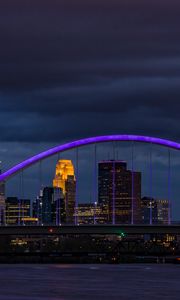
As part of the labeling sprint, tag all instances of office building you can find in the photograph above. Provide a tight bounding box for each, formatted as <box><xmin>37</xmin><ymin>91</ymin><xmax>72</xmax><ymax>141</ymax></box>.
<box><xmin>98</xmin><ymin>160</ymin><xmax>141</xmax><ymax>224</ymax></box>
<box><xmin>141</xmin><ymin>197</ymin><xmax>169</xmax><ymax>224</ymax></box>
<box><xmin>141</xmin><ymin>197</ymin><xmax>157</xmax><ymax>224</ymax></box>
<box><xmin>53</xmin><ymin>160</ymin><xmax>76</xmax><ymax>223</ymax></box>
<box><xmin>39</xmin><ymin>186</ymin><xmax>65</xmax><ymax>225</ymax></box>
<box><xmin>34</xmin><ymin>186</ymin><xmax>65</xmax><ymax>225</ymax></box>
<box><xmin>75</xmin><ymin>203</ymin><xmax>105</xmax><ymax>225</ymax></box>
<box><xmin>6</xmin><ymin>197</ymin><xmax>31</xmax><ymax>225</ymax></box>
<box><xmin>157</xmin><ymin>199</ymin><xmax>169</xmax><ymax>224</ymax></box>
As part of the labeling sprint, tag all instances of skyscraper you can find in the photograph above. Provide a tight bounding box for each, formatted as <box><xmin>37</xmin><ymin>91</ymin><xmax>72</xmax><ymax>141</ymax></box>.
<box><xmin>53</xmin><ymin>160</ymin><xmax>76</xmax><ymax>224</ymax></box>
<box><xmin>141</xmin><ymin>197</ymin><xmax>157</xmax><ymax>224</ymax></box>
<box><xmin>54</xmin><ymin>187</ymin><xmax>66</xmax><ymax>225</ymax></box>
<box><xmin>33</xmin><ymin>187</ymin><xmax>65</xmax><ymax>225</ymax></box>
<box><xmin>98</xmin><ymin>160</ymin><xmax>141</xmax><ymax>224</ymax></box>
<box><xmin>39</xmin><ymin>186</ymin><xmax>65</xmax><ymax>225</ymax></box>
<box><xmin>5</xmin><ymin>197</ymin><xmax>31</xmax><ymax>225</ymax></box>
<box><xmin>141</xmin><ymin>197</ymin><xmax>169</xmax><ymax>224</ymax></box>
<box><xmin>76</xmin><ymin>203</ymin><xmax>105</xmax><ymax>225</ymax></box>
<box><xmin>41</xmin><ymin>187</ymin><xmax>54</xmax><ymax>225</ymax></box>
<box><xmin>156</xmin><ymin>199</ymin><xmax>169</xmax><ymax>224</ymax></box>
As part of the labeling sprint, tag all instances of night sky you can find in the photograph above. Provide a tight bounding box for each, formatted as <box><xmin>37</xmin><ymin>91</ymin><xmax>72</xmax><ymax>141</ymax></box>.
<box><xmin>1</xmin><ymin>0</ymin><xmax>180</xmax><ymax>218</ymax></box>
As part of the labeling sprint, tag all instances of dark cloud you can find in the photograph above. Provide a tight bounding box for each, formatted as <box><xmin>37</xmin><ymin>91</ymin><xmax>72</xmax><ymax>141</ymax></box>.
<box><xmin>0</xmin><ymin>0</ymin><xmax>180</xmax><ymax>143</ymax></box>
<box><xmin>1</xmin><ymin>0</ymin><xmax>180</xmax><ymax>218</ymax></box>
<box><xmin>0</xmin><ymin>72</ymin><xmax>180</xmax><ymax>143</ymax></box>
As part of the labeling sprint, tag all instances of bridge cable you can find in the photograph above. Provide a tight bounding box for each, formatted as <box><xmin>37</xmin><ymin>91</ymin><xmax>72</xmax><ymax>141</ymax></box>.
<box><xmin>75</xmin><ymin>147</ymin><xmax>79</xmax><ymax>225</ymax></box>
<box><xmin>112</xmin><ymin>142</ymin><xmax>116</xmax><ymax>225</ymax></box>
<box><xmin>18</xmin><ymin>173</ymin><xmax>20</xmax><ymax>225</ymax></box>
<box><xmin>21</xmin><ymin>170</ymin><xmax>25</xmax><ymax>226</ymax></box>
<box><xmin>168</xmin><ymin>149</ymin><xmax>171</xmax><ymax>225</ymax></box>
<box><xmin>18</xmin><ymin>171</ymin><xmax>23</xmax><ymax>226</ymax></box>
<box><xmin>149</xmin><ymin>143</ymin><xmax>153</xmax><ymax>225</ymax></box>
<box><xmin>131</xmin><ymin>141</ymin><xmax>134</xmax><ymax>225</ymax></box>
<box><xmin>93</xmin><ymin>143</ymin><xmax>97</xmax><ymax>225</ymax></box>
<box><xmin>38</xmin><ymin>160</ymin><xmax>43</xmax><ymax>226</ymax></box>
<box><xmin>56</xmin><ymin>152</ymin><xmax>61</xmax><ymax>226</ymax></box>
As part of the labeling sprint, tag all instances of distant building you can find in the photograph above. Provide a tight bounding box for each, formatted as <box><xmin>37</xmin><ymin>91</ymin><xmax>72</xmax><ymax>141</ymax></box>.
<box><xmin>76</xmin><ymin>203</ymin><xmax>94</xmax><ymax>224</ymax></box>
<box><xmin>33</xmin><ymin>190</ymin><xmax>43</xmax><ymax>225</ymax></box>
<box><xmin>141</xmin><ymin>197</ymin><xmax>168</xmax><ymax>224</ymax></box>
<box><xmin>54</xmin><ymin>187</ymin><xmax>66</xmax><ymax>225</ymax></box>
<box><xmin>41</xmin><ymin>187</ymin><xmax>54</xmax><ymax>225</ymax></box>
<box><xmin>39</xmin><ymin>187</ymin><xmax>65</xmax><ymax>225</ymax></box>
<box><xmin>98</xmin><ymin>160</ymin><xmax>141</xmax><ymax>224</ymax></box>
<box><xmin>53</xmin><ymin>160</ymin><xmax>76</xmax><ymax>223</ymax></box>
<box><xmin>20</xmin><ymin>217</ymin><xmax>38</xmax><ymax>225</ymax></box>
<box><xmin>75</xmin><ymin>203</ymin><xmax>106</xmax><ymax>225</ymax></box>
<box><xmin>5</xmin><ymin>197</ymin><xmax>31</xmax><ymax>225</ymax></box>
<box><xmin>157</xmin><ymin>200</ymin><xmax>169</xmax><ymax>224</ymax></box>
<box><xmin>141</xmin><ymin>197</ymin><xmax>157</xmax><ymax>224</ymax></box>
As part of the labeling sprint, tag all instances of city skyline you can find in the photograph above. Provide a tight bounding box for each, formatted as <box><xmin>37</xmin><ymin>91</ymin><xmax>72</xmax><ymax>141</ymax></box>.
<box><xmin>3</xmin><ymin>135</ymin><xmax>179</xmax><ymax>220</ymax></box>
<box><xmin>1</xmin><ymin>0</ymin><xmax>180</xmax><ymax>223</ymax></box>
<box><xmin>0</xmin><ymin>0</ymin><xmax>180</xmax><ymax>298</ymax></box>
<box><xmin>2</xmin><ymin>156</ymin><xmax>170</xmax><ymax>225</ymax></box>
<box><xmin>1</xmin><ymin>0</ymin><xmax>180</xmax><ymax>174</ymax></box>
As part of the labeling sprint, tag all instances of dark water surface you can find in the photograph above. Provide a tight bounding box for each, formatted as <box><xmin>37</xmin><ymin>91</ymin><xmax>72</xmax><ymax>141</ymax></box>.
<box><xmin>0</xmin><ymin>264</ymin><xmax>180</xmax><ymax>299</ymax></box>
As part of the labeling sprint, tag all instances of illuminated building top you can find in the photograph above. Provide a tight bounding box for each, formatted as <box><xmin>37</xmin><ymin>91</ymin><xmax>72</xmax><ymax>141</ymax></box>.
<box><xmin>53</xmin><ymin>160</ymin><xmax>75</xmax><ymax>193</ymax></box>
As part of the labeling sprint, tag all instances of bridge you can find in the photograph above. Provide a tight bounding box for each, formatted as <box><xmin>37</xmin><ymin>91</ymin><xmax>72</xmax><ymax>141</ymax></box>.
<box><xmin>0</xmin><ymin>134</ymin><xmax>180</xmax><ymax>229</ymax></box>
<box><xmin>0</xmin><ymin>225</ymin><xmax>180</xmax><ymax>235</ymax></box>
<box><xmin>0</xmin><ymin>134</ymin><xmax>180</xmax><ymax>182</ymax></box>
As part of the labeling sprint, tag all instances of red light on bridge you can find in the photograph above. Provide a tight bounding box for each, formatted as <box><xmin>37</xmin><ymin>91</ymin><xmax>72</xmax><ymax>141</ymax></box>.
<box><xmin>48</xmin><ymin>228</ymin><xmax>54</xmax><ymax>233</ymax></box>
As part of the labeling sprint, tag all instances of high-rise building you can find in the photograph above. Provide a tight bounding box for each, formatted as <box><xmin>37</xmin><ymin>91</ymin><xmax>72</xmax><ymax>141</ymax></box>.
<box><xmin>141</xmin><ymin>197</ymin><xmax>157</xmax><ymax>224</ymax></box>
<box><xmin>141</xmin><ymin>197</ymin><xmax>168</xmax><ymax>224</ymax></box>
<box><xmin>54</xmin><ymin>187</ymin><xmax>66</xmax><ymax>225</ymax></box>
<box><xmin>41</xmin><ymin>187</ymin><xmax>54</xmax><ymax>225</ymax></box>
<box><xmin>33</xmin><ymin>189</ymin><xmax>43</xmax><ymax>224</ymax></box>
<box><xmin>53</xmin><ymin>160</ymin><xmax>76</xmax><ymax>224</ymax></box>
<box><xmin>5</xmin><ymin>197</ymin><xmax>31</xmax><ymax>225</ymax></box>
<box><xmin>36</xmin><ymin>186</ymin><xmax>65</xmax><ymax>225</ymax></box>
<box><xmin>0</xmin><ymin>168</ymin><xmax>5</xmax><ymax>225</ymax></box>
<box><xmin>156</xmin><ymin>199</ymin><xmax>169</xmax><ymax>224</ymax></box>
<box><xmin>98</xmin><ymin>160</ymin><xmax>141</xmax><ymax>224</ymax></box>
<box><xmin>75</xmin><ymin>203</ymin><xmax>105</xmax><ymax>225</ymax></box>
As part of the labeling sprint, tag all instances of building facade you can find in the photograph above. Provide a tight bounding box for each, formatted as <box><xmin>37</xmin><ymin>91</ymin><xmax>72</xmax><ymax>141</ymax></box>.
<box><xmin>53</xmin><ymin>160</ymin><xmax>76</xmax><ymax>224</ymax></box>
<box><xmin>98</xmin><ymin>160</ymin><xmax>141</xmax><ymax>224</ymax></box>
<box><xmin>75</xmin><ymin>203</ymin><xmax>106</xmax><ymax>225</ymax></box>
<box><xmin>5</xmin><ymin>197</ymin><xmax>31</xmax><ymax>225</ymax></box>
<box><xmin>156</xmin><ymin>200</ymin><xmax>169</xmax><ymax>224</ymax></box>
<box><xmin>141</xmin><ymin>197</ymin><xmax>169</xmax><ymax>224</ymax></box>
<box><xmin>41</xmin><ymin>187</ymin><xmax>54</xmax><ymax>225</ymax></box>
<box><xmin>34</xmin><ymin>186</ymin><xmax>65</xmax><ymax>225</ymax></box>
<box><xmin>141</xmin><ymin>197</ymin><xmax>157</xmax><ymax>224</ymax></box>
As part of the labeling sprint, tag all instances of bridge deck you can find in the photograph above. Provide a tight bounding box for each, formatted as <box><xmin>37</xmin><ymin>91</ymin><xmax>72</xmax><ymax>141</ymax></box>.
<box><xmin>0</xmin><ymin>225</ymin><xmax>180</xmax><ymax>235</ymax></box>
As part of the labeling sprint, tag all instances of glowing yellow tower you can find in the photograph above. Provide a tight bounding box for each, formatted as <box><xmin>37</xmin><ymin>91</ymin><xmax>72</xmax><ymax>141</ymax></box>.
<box><xmin>53</xmin><ymin>160</ymin><xmax>75</xmax><ymax>192</ymax></box>
<box><xmin>53</xmin><ymin>160</ymin><xmax>76</xmax><ymax>223</ymax></box>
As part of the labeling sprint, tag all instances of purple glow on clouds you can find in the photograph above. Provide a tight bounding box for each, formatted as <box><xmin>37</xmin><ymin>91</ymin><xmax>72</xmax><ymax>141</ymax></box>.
<box><xmin>0</xmin><ymin>135</ymin><xmax>180</xmax><ymax>182</ymax></box>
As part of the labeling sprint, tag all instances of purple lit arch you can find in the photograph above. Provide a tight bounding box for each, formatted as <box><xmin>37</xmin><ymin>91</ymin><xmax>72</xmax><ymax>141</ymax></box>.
<box><xmin>0</xmin><ymin>135</ymin><xmax>180</xmax><ymax>182</ymax></box>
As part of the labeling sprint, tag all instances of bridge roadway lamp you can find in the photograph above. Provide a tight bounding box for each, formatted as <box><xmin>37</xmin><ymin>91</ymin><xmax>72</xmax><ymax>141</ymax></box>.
<box><xmin>119</xmin><ymin>231</ymin><xmax>126</xmax><ymax>238</ymax></box>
